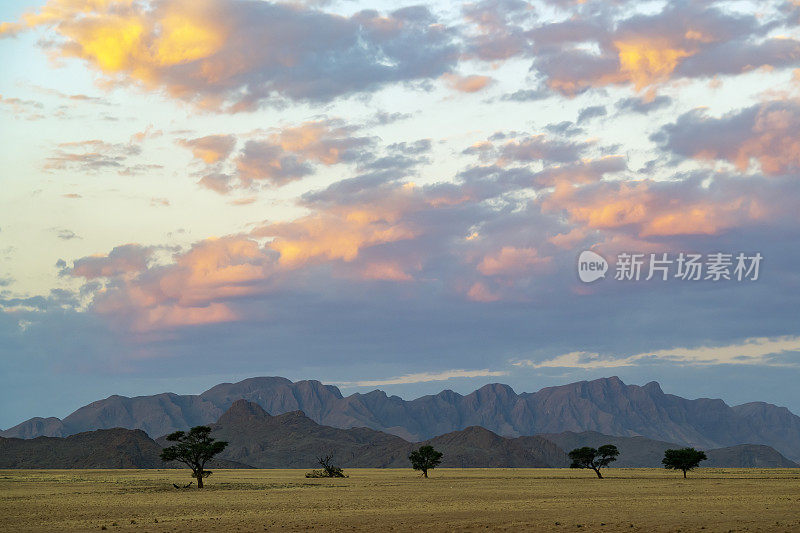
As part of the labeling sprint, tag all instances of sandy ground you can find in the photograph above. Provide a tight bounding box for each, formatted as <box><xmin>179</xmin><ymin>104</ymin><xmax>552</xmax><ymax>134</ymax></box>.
<box><xmin>1</xmin><ymin>468</ymin><xmax>799</xmax><ymax>532</ymax></box>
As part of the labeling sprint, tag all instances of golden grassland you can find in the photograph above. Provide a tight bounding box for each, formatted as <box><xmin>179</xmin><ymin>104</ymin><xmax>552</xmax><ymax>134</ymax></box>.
<box><xmin>1</xmin><ymin>468</ymin><xmax>799</xmax><ymax>532</ymax></box>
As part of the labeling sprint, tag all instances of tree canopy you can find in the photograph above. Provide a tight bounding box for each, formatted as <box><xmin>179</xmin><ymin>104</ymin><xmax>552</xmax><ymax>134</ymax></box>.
<box><xmin>568</xmin><ymin>445</ymin><xmax>619</xmax><ymax>479</ymax></box>
<box><xmin>662</xmin><ymin>448</ymin><xmax>707</xmax><ymax>478</ymax></box>
<box><xmin>409</xmin><ymin>445</ymin><xmax>443</xmax><ymax>478</ymax></box>
<box><xmin>306</xmin><ymin>454</ymin><xmax>347</xmax><ymax>478</ymax></box>
<box><xmin>159</xmin><ymin>426</ymin><xmax>228</xmax><ymax>488</ymax></box>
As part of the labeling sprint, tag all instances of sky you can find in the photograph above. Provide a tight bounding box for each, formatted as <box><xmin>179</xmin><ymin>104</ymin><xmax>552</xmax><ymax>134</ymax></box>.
<box><xmin>1</xmin><ymin>0</ymin><xmax>800</xmax><ymax>429</ymax></box>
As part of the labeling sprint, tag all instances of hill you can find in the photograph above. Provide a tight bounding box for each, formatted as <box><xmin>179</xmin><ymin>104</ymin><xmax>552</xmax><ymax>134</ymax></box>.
<box><xmin>0</xmin><ymin>428</ymin><xmax>251</xmax><ymax>469</ymax></box>
<box><xmin>541</xmin><ymin>431</ymin><xmax>799</xmax><ymax>468</ymax></box>
<box><xmin>0</xmin><ymin>428</ymin><xmax>167</xmax><ymax>468</ymax></box>
<box><xmin>182</xmin><ymin>400</ymin><xmax>568</xmax><ymax>468</ymax></box>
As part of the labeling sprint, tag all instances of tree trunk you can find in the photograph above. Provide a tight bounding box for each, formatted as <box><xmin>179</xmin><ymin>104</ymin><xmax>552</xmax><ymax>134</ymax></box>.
<box><xmin>593</xmin><ymin>468</ymin><xmax>603</xmax><ymax>479</ymax></box>
<box><xmin>196</xmin><ymin>471</ymin><xmax>204</xmax><ymax>488</ymax></box>
<box><xmin>682</xmin><ymin>470</ymin><xmax>687</xmax><ymax>479</ymax></box>
<box><xmin>423</xmin><ymin>470</ymin><xmax>428</xmax><ymax>478</ymax></box>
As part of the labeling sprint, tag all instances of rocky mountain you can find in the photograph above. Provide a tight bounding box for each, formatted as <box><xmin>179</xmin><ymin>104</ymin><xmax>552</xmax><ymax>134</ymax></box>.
<box><xmin>427</xmin><ymin>427</ymin><xmax>568</xmax><ymax>468</ymax></box>
<box><xmin>703</xmin><ymin>444</ymin><xmax>798</xmax><ymax>468</ymax></box>
<box><xmin>0</xmin><ymin>428</ymin><xmax>168</xmax><ymax>468</ymax></box>
<box><xmin>4</xmin><ymin>376</ymin><xmax>800</xmax><ymax>462</ymax></box>
<box><xmin>196</xmin><ymin>400</ymin><xmax>412</xmax><ymax>468</ymax></box>
<box><xmin>185</xmin><ymin>400</ymin><xmax>567</xmax><ymax>469</ymax></box>
<box><xmin>0</xmin><ymin>427</ymin><xmax>253</xmax><ymax>469</ymax></box>
<box><xmin>541</xmin><ymin>431</ymin><xmax>799</xmax><ymax>468</ymax></box>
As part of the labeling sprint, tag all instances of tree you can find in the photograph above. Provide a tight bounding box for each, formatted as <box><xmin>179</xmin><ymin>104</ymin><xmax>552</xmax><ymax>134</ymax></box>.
<box><xmin>306</xmin><ymin>454</ymin><xmax>347</xmax><ymax>478</ymax></box>
<box><xmin>159</xmin><ymin>426</ymin><xmax>228</xmax><ymax>488</ymax></box>
<box><xmin>409</xmin><ymin>445</ymin><xmax>443</xmax><ymax>478</ymax></box>
<box><xmin>568</xmin><ymin>445</ymin><xmax>619</xmax><ymax>479</ymax></box>
<box><xmin>662</xmin><ymin>447</ymin><xmax>707</xmax><ymax>478</ymax></box>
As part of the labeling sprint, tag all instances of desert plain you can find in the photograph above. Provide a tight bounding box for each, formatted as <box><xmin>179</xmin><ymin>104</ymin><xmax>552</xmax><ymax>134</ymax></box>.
<box><xmin>1</xmin><ymin>468</ymin><xmax>799</xmax><ymax>532</ymax></box>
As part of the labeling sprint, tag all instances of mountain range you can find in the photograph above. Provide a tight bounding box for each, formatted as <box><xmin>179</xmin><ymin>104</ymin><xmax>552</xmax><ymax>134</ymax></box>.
<box><xmin>2</xmin><ymin>400</ymin><xmax>795</xmax><ymax>469</ymax></box>
<box><xmin>3</xmin><ymin>376</ymin><xmax>799</xmax><ymax>462</ymax></box>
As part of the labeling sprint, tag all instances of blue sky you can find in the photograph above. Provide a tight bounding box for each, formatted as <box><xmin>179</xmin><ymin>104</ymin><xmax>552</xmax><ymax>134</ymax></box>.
<box><xmin>1</xmin><ymin>0</ymin><xmax>799</xmax><ymax>428</ymax></box>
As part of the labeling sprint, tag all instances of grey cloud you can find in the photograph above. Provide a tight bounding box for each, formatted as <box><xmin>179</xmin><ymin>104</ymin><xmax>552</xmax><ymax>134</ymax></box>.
<box><xmin>545</xmin><ymin>121</ymin><xmax>584</xmax><ymax>137</ymax></box>
<box><xmin>66</xmin><ymin>244</ymin><xmax>155</xmax><ymax>279</ymax></box>
<box><xmin>653</xmin><ymin>100</ymin><xmax>800</xmax><ymax>175</ymax></box>
<box><xmin>577</xmin><ymin>105</ymin><xmax>607</xmax><ymax>124</ymax></box>
<box><xmin>236</xmin><ymin>142</ymin><xmax>315</xmax><ymax>187</ymax></box>
<box><xmin>616</xmin><ymin>95</ymin><xmax>672</xmax><ymax>114</ymax></box>
<box><xmin>44</xmin><ymin>140</ymin><xmax>144</xmax><ymax>175</ymax></box>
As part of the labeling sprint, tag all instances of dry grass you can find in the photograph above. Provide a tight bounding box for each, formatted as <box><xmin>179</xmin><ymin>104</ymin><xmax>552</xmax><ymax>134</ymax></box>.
<box><xmin>1</xmin><ymin>468</ymin><xmax>799</xmax><ymax>532</ymax></box>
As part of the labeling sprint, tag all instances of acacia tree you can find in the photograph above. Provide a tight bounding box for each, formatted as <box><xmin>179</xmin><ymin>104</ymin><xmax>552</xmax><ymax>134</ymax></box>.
<box><xmin>409</xmin><ymin>445</ymin><xmax>443</xmax><ymax>478</ymax></box>
<box><xmin>662</xmin><ymin>448</ymin><xmax>707</xmax><ymax>478</ymax></box>
<box><xmin>160</xmin><ymin>426</ymin><xmax>228</xmax><ymax>488</ymax></box>
<box><xmin>568</xmin><ymin>445</ymin><xmax>619</xmax><ymax>479</ymax></box>
<box><xmin>306</xmin><ymin>454</ymin><xmax>347</xmax><ymax>478</ymax></box>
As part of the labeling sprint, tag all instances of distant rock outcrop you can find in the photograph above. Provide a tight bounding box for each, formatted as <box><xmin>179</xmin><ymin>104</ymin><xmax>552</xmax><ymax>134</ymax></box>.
<box><xmin>0</xmin><ymin>427</ymin><xmax>251</xmax><ymax>469</ymax></box>
<box><xmin>4</xmin><ymin>376</ymin><xmax>800</xmax><ymax>462</ymax></box>
<box><xmin>0</xmin><ymin>428</ymin><xmax>167</xmax><ymax>468</ymax></box>
<box><xmin>540</xmin><ymin>430</ymin><xmax>799</xmax><ymax>468</ymax></box>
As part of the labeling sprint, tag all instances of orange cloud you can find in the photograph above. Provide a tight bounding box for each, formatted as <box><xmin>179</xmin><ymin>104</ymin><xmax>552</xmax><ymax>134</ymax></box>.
<box><xmin>477</xmin><ymin>246</ymin><xmax>548</xmax><ymax>276</ymax></box>
<box><xmin>613</xmin><ymin>39</ymin><xmax>693</xmax><ymax>91</ymax></box>
<box><xmin>259</xmin><ymin>209</ymin><xmax>417</xmax><ymax>268</ymax></box>
<box><xmin>361</xmin><ymin>261</ymin><xmax>414</xmax><ymax>281</ymax></box>
<box><xmin>3</xmin><ymin>0</ymin><xmax>457</xmax><ymax>109</ymax></box>
<box><xmin>253</xmin><ymin>182</ymin><xmax>423</xmax><ymax>267</ymax></box>
<box><xmin>88</xmin><ymin>236</ymin><xmax>272</xmax><ymax>331</ymax></box>
<box><xmin>178</xmin><ymin>134</ymin><xmax>236</xmax><ymax>164</ymax></box>
<box><xmin>467</xmin><ymin>281</ymin><xmax>500</xmax><ymax>302</ymax></box>
<box><xmin>44</xmin><ymin>0</ymin><xmax>228</xmax><ymax>95</ymax></box>
<box><xmin>543</xmin><ymin>180</ymin><xmax>767</xmax><ymax>238</ymax></box>
<box><xmin>442</xmin><ymin>73</ymin><xmax>494</xmax><ymax>93</ymax></box>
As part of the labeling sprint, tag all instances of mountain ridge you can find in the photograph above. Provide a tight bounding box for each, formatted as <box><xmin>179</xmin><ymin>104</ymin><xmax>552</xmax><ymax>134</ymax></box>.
<box><xmin>4</xmin><ymin>376</ymin><xmax>799</xmax><ymax>461</ymax></box>
<box><xmin>2</xmin><ymin>402</ymin><xmax>795</xmax><ymax>469</ymax></box>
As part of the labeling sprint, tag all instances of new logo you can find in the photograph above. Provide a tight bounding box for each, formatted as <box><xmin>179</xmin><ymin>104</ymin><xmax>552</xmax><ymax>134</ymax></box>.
<box><xmin>577</xmin><ymin>250</ymin><xmax>608</xmax><ymax>283</ymax></box>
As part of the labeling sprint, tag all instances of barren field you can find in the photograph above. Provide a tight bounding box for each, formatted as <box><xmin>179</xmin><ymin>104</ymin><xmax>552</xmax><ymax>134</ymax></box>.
<box><xmin>1</xmin><ymin>468</ymin><xmax>798</xmax><ymax>532</ymax></box>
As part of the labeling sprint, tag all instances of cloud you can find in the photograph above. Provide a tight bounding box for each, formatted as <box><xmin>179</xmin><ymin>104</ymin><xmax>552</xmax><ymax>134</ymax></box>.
<box><xmin>655</xmin><ymin>100</ymin><xmax>800</xmax><ymax>175</ymax></box>
<box><xmin>65</xmin><ymin>244</ymin><xmax>154</xmax><ymax>279</ymax></box>
<box><xmin>253</xmin><ymin>181</ymin><xmax>420</xmax><ymax>267</ymax></box>
<box><xmin>500</xmin><ymin>87</ymin><xmax>551</xmax><ymax>102</ymax></box>
<box><xmin>83</xmin><ymin>237</ymin><xmax>272</xmax><ymax>331</ymax></box>
<box><xmin>514</xmin><ymin>335</ymin><xmax>800</xmax><ymax>369</ymax></box>
<box><xmin>179</xmin><ymin>119</ymin><xmax>377</xmax><ymax>191</ymax></box>
<box><xmin>527</xmin><ymin>2</ymin><xmax>799</xmax><ymax>96</ymax></box>
<box><xmin>235</xmin><ymin>120</ymin><xmax>372</xmax><ymax>187</ymax></box>
<box><xmin>55</xmin><ymin>229</ymin><xmax>80</xmax><ymax>241</ymax></box>
<box><xmin>336</xmin><ymin>368</ymin><xmax>508</xmax><ymax>387</ymax></box>
<box><xmin>461</xmin><ymin>0</ymin><xmax>534</xmax><ymax>61</ymax></box>
<box><xmin>499</xmin><ymin>134</ymin><xmax>593</xmax><ymax>164</ymax></box>
<box><xmin>616</xmin><ymin>95</ymin><xmax>672</xmax><ymax>114</ymax></box>
<box><xmin>198</xmin><ymin>172</ymin><xmax>233</xmax><ymax>194</ymax></box>
<box><xmin>477</xmin><ymin>246</ymin><xmax>549</xmax><ymax>276</ymax></box>
<box><xmin>43</xmin><ymin>139</ymin><xmax>154</xmax><ymax>175</ymax></box>
<box><xmin>442</xmin><ymin>73</ymin><xmax>494</xmax><ymax>93</ymax></box>
<box><xmin>178</xmin><ymin>134</ymin><xmax>236</xmax><ymax>164</ymax></box>
<box><xmin>577</xmin><ymin>105</ymin><xmax>607</xmax><ymax>124</ymax></box>
<box><xmin>463</xmin><ymin>132</ymin><xmax>594</xmax><ymax>167</ymax></box>
<box><xmin>3</xmin><ymin>0</ymin><xmax>458</xmax><ymax>110</ymax></box>
<box><xmin>540</xmin><ymin>173</ymin><xmax>797</xmax><ymax>237</ymax></box>
<box><xmin>0</xmin><ymin>94</ymin><xmax>44</xmax><ymax>120</ymax></box>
